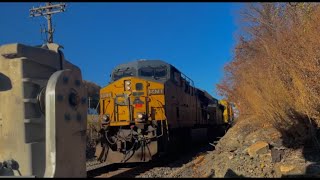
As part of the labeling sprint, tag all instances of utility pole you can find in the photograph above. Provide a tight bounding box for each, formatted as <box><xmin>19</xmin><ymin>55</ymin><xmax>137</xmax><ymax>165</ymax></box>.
<box><xmin>29</xmin><ymin>2</ymin><xmax>66</xmax><ymax>43</ymax></box>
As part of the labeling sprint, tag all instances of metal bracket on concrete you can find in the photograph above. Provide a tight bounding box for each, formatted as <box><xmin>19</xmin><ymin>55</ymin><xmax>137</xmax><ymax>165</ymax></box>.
<box><xmin>44</xmin><ymin>69</ymin><xmax>87</xmax><ymax>177</ymax></box>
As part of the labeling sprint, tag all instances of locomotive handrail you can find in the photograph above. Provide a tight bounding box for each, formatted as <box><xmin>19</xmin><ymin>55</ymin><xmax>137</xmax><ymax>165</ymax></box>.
<box><xmin>112</xmin><ymin>93</ymin><xmax>135</xmax><ymax>123</ymax></box>
<box><xmin>180</xmin><ymin>72</ymin><xmax>194</xmax><ymax>87</ymax></box>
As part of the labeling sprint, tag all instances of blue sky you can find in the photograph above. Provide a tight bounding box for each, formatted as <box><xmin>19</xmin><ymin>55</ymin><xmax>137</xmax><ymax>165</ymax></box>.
<box><xmin>0</xmin><ymin>2</ymin><xmax>243</xmax><ymax>99</ymax></box>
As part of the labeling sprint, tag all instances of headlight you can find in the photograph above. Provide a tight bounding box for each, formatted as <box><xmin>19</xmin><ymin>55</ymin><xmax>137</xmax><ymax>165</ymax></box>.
<box><xmin>125</xmin><ymin>81</ymin><xmax>131</xmax><ymax>85</ymax></box>
<box><xmin>124</xmin><ymin>80</ymin><xmax>131</xmax><ymax>91</ymax></box>
<box><xmin>102</xmin><ymin>114</ymin><xmax>109</xmax><ymax>121</ymax></box>
<box><xmin>137</xmin><ymin>113</ymin><xmax>143</xmax><ymax>119</ymax></box>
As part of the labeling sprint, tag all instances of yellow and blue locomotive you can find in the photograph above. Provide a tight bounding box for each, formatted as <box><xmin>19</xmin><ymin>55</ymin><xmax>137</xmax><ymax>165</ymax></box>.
<box><xmin>93</xmin><ymin>59</ymin><xmax>232</xmax><ymax>165</ymax></box>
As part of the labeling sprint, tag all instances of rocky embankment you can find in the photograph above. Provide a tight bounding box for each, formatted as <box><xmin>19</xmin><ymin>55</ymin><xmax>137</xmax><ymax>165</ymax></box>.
<box><xmin>170</xmin><ymin>119</ymin><xmax>320</xmax><ymax>178</ymax></box>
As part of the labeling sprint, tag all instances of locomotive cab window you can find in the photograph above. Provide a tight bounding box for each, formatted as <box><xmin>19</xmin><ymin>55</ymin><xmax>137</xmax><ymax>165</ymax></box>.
<box><xmin>112</xmin><ymin>67</ymin><xmax>136</xmax><ymax>81</ymax></box>
<box><xmin>139</xmin><ymin>67</ymin><xmax>153</xmax><ymax>77</ymax></box>
<box><xmin>171</xmin><ymin>67</ymin><xmax>181</xmax><ymax>86</ymax></box>
<box><xmin>174</xmin><ymin>72</ymin><xmax>181</xmax><ymax>86</ymax></box>
<box><xmin>154</xmin><ymin>67</ymin><xmax>167</xmax><ymax>79</ymax></box>
<box><xmin>139</xmin><ymin>66</ymin><xmax>168</xmax><ymax>80</ymax></box>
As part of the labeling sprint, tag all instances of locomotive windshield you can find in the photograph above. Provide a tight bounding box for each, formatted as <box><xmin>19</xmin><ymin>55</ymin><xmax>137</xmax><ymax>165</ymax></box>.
<box><xmin>112</xmin><ymin>68</ymin><xmax>136</xmax><ymax>81</ymax></box>
<box><xmin>139</xmin><ymin>67</ymin><xmax>153</xmax><ymax>77</ymax></box>
<box><xmin>139</xmin><ymin>66</ymin><xmax>167</xmax><ymax>80</ymax></box>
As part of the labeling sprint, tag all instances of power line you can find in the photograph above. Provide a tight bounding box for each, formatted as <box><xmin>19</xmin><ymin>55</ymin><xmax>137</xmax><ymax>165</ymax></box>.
<box><xmin>29</xmin><ymin>2</ymin><xmax>66</xmax><ymax>43</ymax></box>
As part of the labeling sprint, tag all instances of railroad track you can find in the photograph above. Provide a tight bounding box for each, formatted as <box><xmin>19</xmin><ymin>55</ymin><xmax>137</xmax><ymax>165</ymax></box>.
<box><xmin>86</xmin><ymin>153</ymin><xmax>172</xmax><ymax>178</ymax></box>
<box><xmin>87</xmin><ymin>162</ymin><xmax>141</xmax><ymax>178</ymax></box>
<box><xmin>86</xmin><ymin>159</ymin><xmax>109</xmax><ymax>172</ymax></box>
<box><xmin>87</xmin><ymin>143</ymin><xmax>214</xmax><ymax>178</ymax></box>
<box><xmin>86</xmin><ymin>126</ymin><xmax>228</xmax><ymax>178</ymax></box>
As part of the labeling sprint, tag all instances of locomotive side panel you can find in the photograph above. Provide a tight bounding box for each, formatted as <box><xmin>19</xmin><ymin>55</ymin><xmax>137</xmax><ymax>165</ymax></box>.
<box><xmin>164</xmin><ymin>66</ymin><xmax>198</xmax><ymax>129</ymax></box>
<box><xmin>164</xmin><ymin>81</ymin><xmax>197</xmax><ymax>129</ymax></box>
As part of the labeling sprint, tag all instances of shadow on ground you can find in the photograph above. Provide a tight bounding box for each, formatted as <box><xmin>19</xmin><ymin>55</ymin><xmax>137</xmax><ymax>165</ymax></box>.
<box><xmin>276</xmin><ymin>111</ymin><xmax>320</xmax><ymax>177</ymax></box>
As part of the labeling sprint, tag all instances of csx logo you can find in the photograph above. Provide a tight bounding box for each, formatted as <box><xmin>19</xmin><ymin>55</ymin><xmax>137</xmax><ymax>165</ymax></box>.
<box><xmin>148</xmin><ymin>89</ymin><xmax>164</xmax><ymax>95</ymax></box>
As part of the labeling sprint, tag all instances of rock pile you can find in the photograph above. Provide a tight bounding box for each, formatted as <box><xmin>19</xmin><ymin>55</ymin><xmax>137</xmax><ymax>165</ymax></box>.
<box><xmin>171</xmin><ymin>118</ymin><xmax>320</xmax><ymax>178</ymax></box>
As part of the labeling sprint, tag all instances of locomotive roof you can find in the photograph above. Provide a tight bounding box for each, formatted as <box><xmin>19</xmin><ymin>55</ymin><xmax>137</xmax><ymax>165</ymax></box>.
<box><xmin>112</xmin><ymin>59</ymin><xmax>172</xmax><ymax>71</ymax></box>
<box><xmin>111</xmin><ymin>60</ymin><xmax>220</xmax><ymax>102</ymax></box>
<box><xmin>196</xmin><ymin>88</ymin><xmax>218</xmax><ymax>104</ymax></box>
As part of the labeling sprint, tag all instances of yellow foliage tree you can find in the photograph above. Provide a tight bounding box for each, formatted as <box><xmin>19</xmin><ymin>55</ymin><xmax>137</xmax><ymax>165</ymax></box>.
<box><xmin>217</xmin><ymin>3</ymin><xmax>320</xmax><ymax>146</ymax></box>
